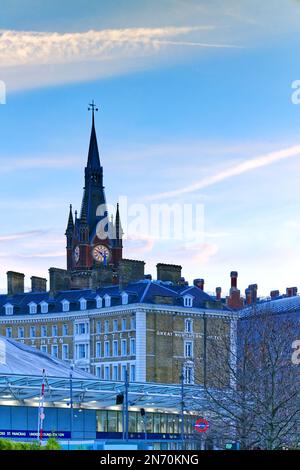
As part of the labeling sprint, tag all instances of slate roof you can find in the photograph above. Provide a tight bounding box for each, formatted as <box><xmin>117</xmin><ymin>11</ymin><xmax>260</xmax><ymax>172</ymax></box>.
<box><xmin>240</xmin><ymin>295</ymin><xmax>300</xmax><ymax>318</ymax></box>
<box><xmin>0</xmin><ymin>280</ymin><xmax>230</xmax><ymax>317</ymax></box>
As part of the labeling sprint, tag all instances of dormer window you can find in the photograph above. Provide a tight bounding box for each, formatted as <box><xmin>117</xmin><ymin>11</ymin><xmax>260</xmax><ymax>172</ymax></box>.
<box><xmin>183</xmin><ymin>295</ymin><xmax>194</xmax><ymax>308</ymax></box>
<box><xmin>61</xmin><ymin>299</ymin><xmax>70</xmax><ymax>312</ymax></box>
<box><xmin>95</xmin><ymin>295</ymin><xmax>102</xmax><ymax>309</ymax></box>
<box><xmin>4</xmin><ymin>303</ymin><xmax>14</xmax><ymax>316</ymax></box>
<box><xmin>79</xmin><ymin>298</ymin><xmax>87</xmax><ymax>311</ymax></box>
<box><xmin>121</xmin><ymin>292</ymin><xmax>128</xmax><ymax>305</ymax></box>
<box><xmin>28</xmin><ymin>302</ymin><xmax>37</xmax><ymax>314</ymax></box>
<box><xmin>40</xmin><ymin>301</ymin><xmax>48</xmax><ymax>314</ymax></box>
<box><xmin>104</xmin><ymin>294</ymin><xmax>111</xmax><ymax>308</ymax></box>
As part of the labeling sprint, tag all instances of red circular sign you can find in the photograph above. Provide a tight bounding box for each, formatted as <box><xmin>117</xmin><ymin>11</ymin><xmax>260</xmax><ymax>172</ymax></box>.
<box><xmin>194</xmin><ymin>418</ymin><xmax>209</xmax><ymax>433</ymax></box>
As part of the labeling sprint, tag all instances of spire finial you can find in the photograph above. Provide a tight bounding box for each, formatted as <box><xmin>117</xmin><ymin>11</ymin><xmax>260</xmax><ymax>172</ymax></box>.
<box><xmin>88</xmin><ymin>100</ymin><xmax>99</xmax><ymax>124</ymax></box>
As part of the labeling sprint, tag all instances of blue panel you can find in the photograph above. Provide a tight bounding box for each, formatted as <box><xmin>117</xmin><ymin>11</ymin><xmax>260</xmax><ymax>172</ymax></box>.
<box><xmin>84</xmin><ymin>409</ymin><xmax>96</xmax><ymax>432</ymax></box>
<box><xmin>43</xmin><ymin>408</ymin><xmax>58</xmax><ymax>433</ymax></box>
<box><xmin>27</xmin><ymin>407</ymin><xmax>38</xmax><ymax>429</ymax></box>
<box><xmin>0</xmin><ymin>406</ymin><xmax>11</xmax><ymax>427</ymax></box>
<box><xmin>57</xmin><ymin>408</ymin><xmax>70</xmax><ymax>431</ymax></box>
<box><xmin>11</xmin><ymin>407</ymin><xmax>27</xmax><ymax>430</ymax></box>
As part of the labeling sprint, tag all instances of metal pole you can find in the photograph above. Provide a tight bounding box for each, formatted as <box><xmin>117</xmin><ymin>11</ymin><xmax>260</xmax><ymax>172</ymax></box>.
<box><xmin>125</xmin><ymin>369</ymin><xmax>129</xmax><ymax>441</ymax></box>
<box><xmin>70</xmin><ymin>364</ymin><xmax>74</xmax><ymax>448</ymax></box>
<box><xmin>180</xmin><ymin>366</ymin><xmax>185</xmax><ymax>450</ymax></box>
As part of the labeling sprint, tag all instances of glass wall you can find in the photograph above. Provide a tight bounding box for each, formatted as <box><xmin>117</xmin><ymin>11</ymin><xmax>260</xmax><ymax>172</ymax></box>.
<box><xmin>96</xmin><ymin>410</ymin><xmax>196</xmax><ymax>435</ymax></box>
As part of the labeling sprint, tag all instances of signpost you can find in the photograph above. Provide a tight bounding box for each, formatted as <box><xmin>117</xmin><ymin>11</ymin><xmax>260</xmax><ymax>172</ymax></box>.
<box><xmin>194</xmin><ymin>418</ymin><xmax>209</xmax><ymax>433</ymax></box>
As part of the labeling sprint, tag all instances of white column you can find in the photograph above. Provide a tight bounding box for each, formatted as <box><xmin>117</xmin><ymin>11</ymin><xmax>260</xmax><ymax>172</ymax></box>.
<box><xmin>135</xmin><ymin>309</ymin><xmax>146</xmax><ymax>382</ymax></box>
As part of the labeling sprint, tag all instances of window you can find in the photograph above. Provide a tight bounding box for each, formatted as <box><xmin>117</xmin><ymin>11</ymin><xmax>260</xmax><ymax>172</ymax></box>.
<box><xmin>41</xmin><ymin>345</ymin><xmax>47</xmax><ymax>354</ymax></box>
<box><xmin>4</xmin><ymin>304</ymin><xmax>13</xmax><ymax>315</ymax></box>
<box><xmin>130</xmin><ymin>364</ymin><xmax>136</xmax><ymax>382</ymax></box>
<box><xmin>104</xmin><ymin>341</ymin><xmax>110</xmax><ymax>357</ymax></box>
<box><xmin>113</xmin><ymin>319</ymin><xmax>118</xmax><ymax>332</ymax></box>
<box><xmin>51</xmin><ymin>345</ymin><xmax>58</xmax><ymax>358</ymax></box>
<box><xmin>41</xmin><ymin>325</ymin><xmax>47</xmax><ymax>338</ymax></box>
<box><xmin>183</xmin><ymin>296</ymin><xmax>193</xmax><ymax>307</ymax></box>
<box><xmin>112</xmin><ymin>365</ymin><xmax>118</xmax><ymax>381</ymax></box>
<box><xmin>130</xmin><ymin>317</ymin><xmax>136</xmax><ymax>330</ymax></box>
<box><xmin>76</xmin><ymin>343</ymin><xmax>89</xmax><ymax>360</ymax></box>
<box><xmin>104</xmin><ymin>320</ymin><xmax>109</xmax><ymax>334</ymax></box>
<box><xmin>185</xmin><ymin>319</ymin><xmax>193</xmax><ymax>333</ymax></box>
<box><xmin>29</xmin><ymin>303</ymin><xmax>37</xmax><ymax>314</ymax></box>
<box><xmin>62</xmin><ymin>324</ymin><xmax>68</xmax><ymax>336</ymax></box>
<box><xmin>96</xmin><ymin>341</ymin><xmax>101</xmax><ymax>358</ymax></box>
<box><xmin>121</xmin><ymin>292</ymin><xmax>128</xmax><ymax>305</ymax></box>
<box><xmin>130</xmin><ymin>338</ymin><xmax>136</xmax><ymax>355</ymax></box>
<box><xmin>184</xmin><ymin>341</ymin><xmax>193</xmax><ymax>358</ymax></box>
<box><xmin>5</xmin><ymin>327</ymin><xmax>12</xmax><ymax>338</ymax></box>
<box><xmin>62</xmin><ymin>300</ymin><xmax>70</xmax><ymax>312</ymax></box>
<box><xmin>79</xmin><ymin>298</ymin><xmax>87</xmax><ymax>310</ymax></box>
<box><xmin>18</xmin><ymin>327</ymin><xmax>24</xmax><ymax>339</ymax></box>
<box><xmin>75</xmin><ymin>322</ymin><xmax>89</xmax><ymax>335</ymax></box>
<box><xmin>121</xmin><ymin>339</ymin><xmax>127</xmax><ymax>356</ymax></box>
<box><xmin>96</xmin><ymin>366</ymin><xmax>101</xmax><ymax>378</ymax></box>
<box><xmin>113</xmin><ymin>340</ymin><xmax>118</xmax><ymax>357</ymax></box>
<box><xmin>30</xmin><ymin>326</ymin><xmax>36</xmax><ymax>338</ymax></box>
<box><xmin>104</xmin><ymin>295</ymin><xmax>111</xmax><ymax>307</ymax></box>
<box><xmin>122</xmin><ymin>318</ymin><xmax>127</xmax><ymax>331</ymax></box>
<box><xmin>52</xmin><ymin>325</ymin><xmax>58</xmax><ymax>337</ymax></box>
<box><xmin>95</xmin><ymin>296</ymin><xmax>102</xmax><ymax>309</ymax></box>
<box><xmin>104</xmin><ymin>366</ymin><xmax>110</xmax><ymax>380</ymax></box>
<box><xmin>121</xmin><ymin>365</ymin><xmax>127</xmax><ymax>381</ymax></box>
<box><xmin>62</xmin><ymin>344</ymin><xmax>69</xmax><ymax>360</ymax></box>
<box><xmin>184</xmin><ymin>365</ymin><xmax>194</xmax><ymax>384</ymax></box>
<box><xmin>96</xmin><ymin>321</ymin><xmax>101</xmax><ymax>334</ymax></box>
<box><xmin>40</xmin><ymin>302</ymin><xmax>48</xmax><ymax>314</ymax></box>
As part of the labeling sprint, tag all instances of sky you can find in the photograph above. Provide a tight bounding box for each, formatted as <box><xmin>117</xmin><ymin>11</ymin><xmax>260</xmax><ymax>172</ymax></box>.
<box><xmin>1</xmin><ymin>0</ymin><xmax>300</xmax><ymax>296</ymax></box>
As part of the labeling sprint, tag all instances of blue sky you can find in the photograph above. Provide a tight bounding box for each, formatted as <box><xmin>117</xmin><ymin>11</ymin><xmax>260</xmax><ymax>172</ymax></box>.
<box><xmin>1</xmin><ymin>0</ymin><xmax>300</xmax><ymax>296</ymax></box>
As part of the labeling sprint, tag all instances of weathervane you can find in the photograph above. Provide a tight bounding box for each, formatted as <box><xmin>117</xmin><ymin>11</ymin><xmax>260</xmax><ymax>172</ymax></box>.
<box><xmin>88</xmin><ymin>100</ymin><xmax>99</xmax><ymax>121</ymax></box>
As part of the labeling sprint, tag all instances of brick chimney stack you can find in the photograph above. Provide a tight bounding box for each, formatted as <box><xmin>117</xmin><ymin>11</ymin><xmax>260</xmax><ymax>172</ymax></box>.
<box><xmin>216</xmin><ymin>287</ymin><xmax>222</xmax><ymax>300</ymax></box>
<box><xmin>286</xmin><ymin>287</ymin><xmax>297</xmax><ymax>297</ymax></box>
<box><xmin>245</xmin><ymin>288</ymin><xmax>252</xmax><ymax>305</ymax></box>
<box><xmin>270</xmin><ymin>290</ymin><xmax>280</xmax><ymax>300</ymax></box>
<box><xmin>248</xmin><ymin>284</ymin><xmax>258</xmax><ymax>304</ymax></box>
<box><xmin>226</xmin><ymin>271</ymin><xmax>243</xmax><ymax>309</ymax></box>
<box><xmin>194</xmin><ymin>279</ymin><xmax>204</xmax><ymax>290</ymax></box>
<box><xmin>7</xmin><ymin>271</ymin><xmax>25</xmax><ymax>296</ymax></box>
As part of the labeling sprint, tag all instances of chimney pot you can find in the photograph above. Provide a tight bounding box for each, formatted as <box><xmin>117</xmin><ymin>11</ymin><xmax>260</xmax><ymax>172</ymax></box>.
<box><xmin>230</xmin><ymin>271</ymin><xmax>238</xmax><ymax>289</ymax></box>
<box><xmin>216</xmin><ymin>287</ymin><xmax>222</xmax><ymax>300</ymax></box>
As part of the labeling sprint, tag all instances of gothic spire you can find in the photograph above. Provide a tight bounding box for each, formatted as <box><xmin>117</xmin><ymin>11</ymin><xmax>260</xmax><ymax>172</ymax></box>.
<box><xmin>65</xmin><ymin>204</ymin><xmax>74</xmax><ymax>233</ymax></box>
<box><xmin>87</xmin><ymin>100</ymin><xmax>101</xmax><ymax>169</ymax></box>
<box><xmin>115</xmin><ymin>203</ymin><xmax>123</xmax><ymax>240</ymax></box>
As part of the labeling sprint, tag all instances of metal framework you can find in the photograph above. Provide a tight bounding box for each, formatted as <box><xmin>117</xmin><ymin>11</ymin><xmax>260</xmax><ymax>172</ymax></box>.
<box><xmin>0</xmin><ymin>373</ymin><xmax>209</xmax><ymax>412</ymax></box>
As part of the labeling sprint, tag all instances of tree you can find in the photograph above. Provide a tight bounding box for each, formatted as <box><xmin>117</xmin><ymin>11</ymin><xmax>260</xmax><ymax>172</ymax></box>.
<box><xmin>196</xmin><ymin>309</ymin><xmax>300</xmax><ymax>449</ymax></box>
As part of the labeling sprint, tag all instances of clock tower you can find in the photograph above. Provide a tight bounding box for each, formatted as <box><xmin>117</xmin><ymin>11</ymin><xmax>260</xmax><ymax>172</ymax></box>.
<box><xmin>65</xmin><ymin>102</ymin><xmax>123</xmax><ymax>278</ymax></box>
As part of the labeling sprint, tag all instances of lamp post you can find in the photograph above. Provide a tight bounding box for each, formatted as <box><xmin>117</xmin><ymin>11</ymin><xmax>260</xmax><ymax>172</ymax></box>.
<box><xmin>69</xmin><ymin>364</ymin><xmax>74</xmax><ymax>447</ymax></box>
<box><xmin>180</xmin><ymin>365</ymin><xmax>185</xmax><ymax>450</ymax></box>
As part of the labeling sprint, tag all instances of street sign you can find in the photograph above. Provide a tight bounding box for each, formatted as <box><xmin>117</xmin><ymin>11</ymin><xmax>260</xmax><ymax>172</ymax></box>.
<box><xmin>194</xmin><ymin>418</ymin><xmax>209</xmax><ymax>433</ymax></box>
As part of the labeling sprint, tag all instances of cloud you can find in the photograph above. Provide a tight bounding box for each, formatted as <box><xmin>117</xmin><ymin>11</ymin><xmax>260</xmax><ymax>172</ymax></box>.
<box><xmin>0</xmin><ymin>26</ymin><xmax>231</xmax><ymax>68</ymax></box>
<box><xmin>0</xmin><ymin>230</ymin><xmax>47</xmax><ymax>242</ymax></box>
<box><xmin>0</xmin><ymin>26</ymin><xmax>240</xmax><ymax>91</ymax></box>
<box><xmin>147</xmin><ymin>144</ymin><xmax>300</xmax><ymax>200</ymax></box>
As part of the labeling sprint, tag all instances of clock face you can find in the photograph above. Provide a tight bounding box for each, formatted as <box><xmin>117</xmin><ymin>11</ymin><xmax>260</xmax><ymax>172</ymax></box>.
<box><xmin>74</xmin><ymin>246</ymin><xmax>80</xmax><ymax>263</ymax></box>
<box><xmin>92</xmin><ymin>244</ymin><xmax>111</xmax><ymax>263</ymax></box>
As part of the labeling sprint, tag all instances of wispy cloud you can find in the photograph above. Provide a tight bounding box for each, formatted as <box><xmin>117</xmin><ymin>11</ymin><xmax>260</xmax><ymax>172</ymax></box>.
<box><xmin>147</xmin><ymin>144</ymin><xmax>300</xmax><ymax>200</ymax></box>
<box><xmin>0</xmin><ymin>26</ymin><xmax>240</xmax><ymax>91</ymax></box>
<box><xmin>0</xmin><ymin>26</ymin><xmax>230</xmax><ymax>68</ymax></box>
